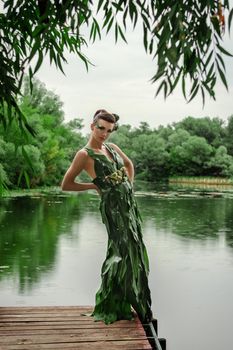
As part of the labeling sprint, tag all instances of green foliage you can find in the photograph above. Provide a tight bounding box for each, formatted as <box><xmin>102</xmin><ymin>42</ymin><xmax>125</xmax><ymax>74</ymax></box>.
<box><xmin>21</xmin><ymin>76</ymin><xmax>64</xmax><ymax>124</ymax></box>
<box><xmin>224</xmin><ymin>115</ymin><xmax>233</xmax><ymax>156</ymax></box>
<box><xmin>207</xmin><ymin>145</ymin><xmax>233</xmax><ymax>177</ymax></box>
<box><xmin>175</xmin><ymin>116</ymin><xmax>226</xmax><ymax>147</ymax></box>
<box><xmin>1</xmin><ymin>0</ymin><xmax>233</xmax><ymax>133</ymax></box>
<box><xmin>170</xmin><ymin>136</ymin><xmax>213</xmax><ymax>176</ymax></box>
<box><xmin>110</xmin><ymin>114</ymin><xmax>233</xmax><ymax>181</ymax></box>
<box><xmin>0</xmin><ymin>77</ymin><xmax>86</xmax><ymax>189</ymax></box>
<box><xmin>0</xmin><ymin>163</ymin><xmax>9</xmax><ymax>195</ymax></box>
<box><xmin>167</xmin><ymin>128</ymin><xmax>190</xmax><ymax>150</ymax></box>
<box><xmin>132</xmin><ymin>134</ymin><xmax>170</xmax><ymax>180</ymax></box>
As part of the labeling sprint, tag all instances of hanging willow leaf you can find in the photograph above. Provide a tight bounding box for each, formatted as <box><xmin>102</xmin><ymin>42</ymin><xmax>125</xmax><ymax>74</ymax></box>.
<box><xmin>21</xmin><ymin>146</ymin><xmax>34</xmax><ymax>172</ymax></box>
<box><xmin>228</xmin><ymin>7</ymin><xmax>233</xmax><ymax>33</ymax></box>
<box><xmin>143</xmin><ymin>24</ymin><xmax>148</xmax><ymax>51</ymax></box>
<box><xmin>200</xmin><ymin>86</ymin><xmax>205</xmax><ymax>107</ymax></box>
<box><xmin>205</xmin><ymin>50</ymin><xmax>213</xmax><ymax>69</ymax></box>
<box><xmin>169</xmin><ymin>67</ymin><xmax>182</xmax><ymax>94</ymax></box>
<box><xmin>202</xmin><ymin>80</ymin><xmax>215</xmax><ymax>98</ymax></box>
<box><xmin>182</xmin><ymin>74</ymin><xmax>187</xmax><ymax>100</ymax></box>
<box><xmin>93</xmin><ymin>18</ymin><xmax>101</xmax><ymax>40</ymax></box>
<box><xmin>97</xmin><ymin>0</ymin><xmax>105</xmax><ymax>13</ymax></box>
<box><xmin>128</xmin><ymin>1</ymin><xmax>137</xmax><ymax>24</ymax></box>
<box><xmin>115</xmin><ymin>22</ymin><xmax>118</xmax><ymax>42</ymax></box>
<box><xmin>188</xmin><ymin>84</ymin><xmax>199</xmax><ymax>102</ymax></box>
<box><xmin>107</xmin><ymin>16</ymin><xmax>114</xmax><ymax>34</ymax></box>
<box><xmin>103</xmin><ymin>8</ymin><xmax>113</xmax><ymax>28</ymax></box>
<box><xmin>17</xmin><ymin>168</ymin><xmax>24</xmax><ymax>187</ymax></box>
<box><xmin>56</xmin><ymin>54</ymin><xmax>66</xmax><ymax>75</ymax></box>
<box><xmin>23</xmin><ymin>170</ymin><xmax>31</xmax><ymax>188</ymax></box>
<box><xmin>216</xmin><ymin>60</ymin><xmax>228</xmax><ymax>90</ymax></box>
<box><xmin>155</xmin><ymin>80</ymin><xmax>167</xmax><ymax>98</ymax></box>
<box><xmin>34</xmin><ymin>50</ymin><xmax>43</xmax><ymax>74</ymax></box>
<box><xmin>217</xmin><ymin>43</ymin><xmax>233</xmax><ymax>57</ymax></box>
<box><xmin>190</xmin><ymin>78</ymin><xmax>199</xmax><ymax>96</ymax></box>
<box><xmin>150</xmin><ymin>69</ymin><xmax>164</xmax><ymax>83</ymax></box>
<box><xmin>118</xmin><ymin>24</ymin><xmax>127</xmax><ymax>43</ymax></box>
<box><xmin>76</xmin><ymin>51</ymin><xmax>90</xmax><ymax>71</ymax></box>
<box><xmin>216</xmin><ymin>52</ymin><xmax>226</xmax><ymax>71</ymax></box>
<box><xmin>29</xmin><ymin>66</ymin><xmax>33</xmax><ymax>93</ymax></box>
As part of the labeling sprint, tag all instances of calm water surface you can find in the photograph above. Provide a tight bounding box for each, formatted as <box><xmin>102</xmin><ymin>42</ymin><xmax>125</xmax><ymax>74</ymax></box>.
<box><xmin>1</xmin><ymin>189</ymin><xmax>233</xmax><ymax>350</ymax></box>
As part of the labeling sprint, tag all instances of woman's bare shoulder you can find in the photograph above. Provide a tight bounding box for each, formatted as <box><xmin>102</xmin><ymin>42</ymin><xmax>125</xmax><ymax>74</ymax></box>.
<box><xmin>79</xmin><ymin>148</ymin><xmax>89</xmax><ymax>156</ymax></box>
<box><xmin>73</xmin><ymin>148</ymin><xmax>89</xmax><ymax>163</ymax></box>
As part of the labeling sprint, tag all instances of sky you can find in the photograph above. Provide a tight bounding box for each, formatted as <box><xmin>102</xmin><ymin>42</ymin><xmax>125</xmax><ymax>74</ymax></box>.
<box><xmin>36</xmin><ymin>7</ymin><xmax>233</xmax><ymax>134</ymax></box>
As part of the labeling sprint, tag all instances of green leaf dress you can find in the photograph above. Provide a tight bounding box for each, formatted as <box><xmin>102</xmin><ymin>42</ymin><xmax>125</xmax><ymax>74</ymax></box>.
<box><xmin>85</xmin><ymin>144</ymin><xmax>152</xmax><ymax>324</ymax></box>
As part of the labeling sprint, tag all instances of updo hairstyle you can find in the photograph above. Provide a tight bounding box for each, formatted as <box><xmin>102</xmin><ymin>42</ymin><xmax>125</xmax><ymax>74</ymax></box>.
<box><xmin>93</xmin><ymin>109</ymin><xmax>119</xmax><ymax>131</ymax></box>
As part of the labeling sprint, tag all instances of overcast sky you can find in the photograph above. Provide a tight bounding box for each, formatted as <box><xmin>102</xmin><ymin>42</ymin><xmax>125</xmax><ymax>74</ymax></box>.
<box><xmin>36</xmin><ymin>9</ymin><xmax>233</xmax><ymax>134</ymax></box>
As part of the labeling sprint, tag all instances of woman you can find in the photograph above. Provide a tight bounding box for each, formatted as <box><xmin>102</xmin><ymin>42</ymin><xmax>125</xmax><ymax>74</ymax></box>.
<box><xmin>61</xmin><ymin>109</ymin><xmax>153</xmax><ymax>324</ymax></box>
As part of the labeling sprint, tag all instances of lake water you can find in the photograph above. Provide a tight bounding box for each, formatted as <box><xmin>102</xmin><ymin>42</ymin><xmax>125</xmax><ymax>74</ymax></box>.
<box><xmin>1</xmin><ymin>188</ymin><xmax>233</xmax><ymax>350</ymax></box>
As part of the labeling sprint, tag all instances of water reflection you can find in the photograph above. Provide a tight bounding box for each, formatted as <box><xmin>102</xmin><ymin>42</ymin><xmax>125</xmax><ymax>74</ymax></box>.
<box><xmin>137</xmin><ymin>196</ymin><xmax>233</xmax><ymax>245</ymax></box>
<box><xmin>0</xmin><ymin>194</ymin><xmax>93</xmax><ymax>292</ymax></box>
<box><xmin>1</xmin><ymin>192</ymin><xmax>233</xmax><ymax>294</ymax></box>
<box><xmin>1</xmin><ymin>190</ymin><xmax>233</xmax><ymax>350</ymax></box>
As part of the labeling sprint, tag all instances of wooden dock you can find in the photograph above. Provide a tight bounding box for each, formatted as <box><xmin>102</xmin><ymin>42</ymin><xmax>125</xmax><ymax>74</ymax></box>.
<box><xmin>0</xmin><ymin>306</ymin><xmax>153</xmax><ymax>350</ymax></box>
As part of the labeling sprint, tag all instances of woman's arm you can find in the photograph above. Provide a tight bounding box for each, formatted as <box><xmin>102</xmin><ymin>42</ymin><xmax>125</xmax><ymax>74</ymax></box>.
<box><xmin>109</xmin><ymin>143</ymin><xmax>135</xmax><ymax>182</ymax></box>
<box><xmin>61</xmin><ymin>149</ymin><xmax>97</xmax><ymax>192</ymax></box>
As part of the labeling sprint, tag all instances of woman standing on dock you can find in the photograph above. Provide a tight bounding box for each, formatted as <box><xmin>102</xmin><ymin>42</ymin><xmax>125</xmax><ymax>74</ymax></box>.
<box><xmin>61</xmin><ymin>109</ymin><xmax>153</xmax><ymax>324</ymax></box>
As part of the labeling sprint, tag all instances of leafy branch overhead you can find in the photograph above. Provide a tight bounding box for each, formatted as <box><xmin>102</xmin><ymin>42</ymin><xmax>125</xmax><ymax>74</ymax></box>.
<box><xmin>0</xmin><ymin>0</ymin><xmax>233</xmax><ymax>130</ymax></box>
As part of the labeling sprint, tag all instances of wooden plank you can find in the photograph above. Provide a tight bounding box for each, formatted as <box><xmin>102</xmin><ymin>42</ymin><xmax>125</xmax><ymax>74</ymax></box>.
<box><xmin>0</xmin><ymin>321</ymin><xmax>137</xmax><ymax>330</ymax></box>
<box><xmin>0</xmin><ymin>327</ymin><xmax>146</xmax><ymax>338</ymax></box>
<box><xmin>0</xmin><ymin>306</ymin><xmax>152</xmax><ymax>350</ymax></box>
<box><xmin>0</xmin><ymin>316</ymin><xmax>95</xmax><ymax>322</ymax></box>
<box><xmin>0</xmin><ymin>330</ymin><xmax>146</xmax><ymax>337</ymax></box>
<box><xmin>0</xmin><ymin>330</ymin><xmax>147</xmax><ymax>343</ymax></box>
<box><xmin>0</xmin><ymin>306</ymin><xmax>92</xmax><ymax>314</ymax></box>
<box><xmin>0</xmin><ymin>340</ymin><xmax>152</xmax><ymax>350</ymax></box>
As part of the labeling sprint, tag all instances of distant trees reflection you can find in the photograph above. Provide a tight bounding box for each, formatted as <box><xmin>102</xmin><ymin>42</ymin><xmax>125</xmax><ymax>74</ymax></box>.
<box><xmin>1</xmin><ymin>193</ymin><xmax>233</xmax><ymax>292</ymax></box>
<box><xmin>0</xmin><ymin>194</ymin><xmax>90</xmax><ymax>291</ymax></box>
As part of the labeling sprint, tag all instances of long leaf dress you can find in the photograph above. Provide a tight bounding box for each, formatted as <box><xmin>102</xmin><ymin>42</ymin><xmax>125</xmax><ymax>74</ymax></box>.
<box><xmin>85</xmin><ymin>144</ymin><xmax>152</xmax><ymax>324</ymax></box>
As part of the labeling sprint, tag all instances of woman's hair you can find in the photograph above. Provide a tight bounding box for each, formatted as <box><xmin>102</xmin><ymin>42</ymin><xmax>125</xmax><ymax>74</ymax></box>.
<box><xmin>93</xmin><ymin>109</ymin><xmax>119</xmax><ymax>131</ymax></box>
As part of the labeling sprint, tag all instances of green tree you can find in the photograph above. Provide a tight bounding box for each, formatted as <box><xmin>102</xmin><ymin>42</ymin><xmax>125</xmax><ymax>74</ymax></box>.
<box><xmin>131</xmin><ymin>133</ymin><xmax>170</xmax><ymax>180</ymax></box>
<box><xmin>167</xmin><ymin>128</ymin><xmax>191</xmax><ymax>150</ymax></box>
<box><xmin>176</xmin><ymin>116</ymin><xmax>225</xmax><ymax>147</ymax></box>
<box><xmin>157</xmin><ymin>125</ymin><xmax>173</xmax><ymax>141</ymax></box>
<box><xmin>207</xmin><ymin>145</ymin><xmax>233</xmax><ymax>177</ymax></box>
<box><xmin>0</xmin><ymin>138</ymin><xmax>9</xmax><ymax>193</ymax></box>
<box><xmin>109</xmin><ymin>124</ymin><xmax>133</xmax><ymax>155</ymax></box>
<box><xmin>0</xmin><ymin>77</ymin><xmax>86</xmax><ymax>188</ymax></box>
<box><xmin>1</xmin><ymin>0</ymin><xmax>232</xmax><ymax>132</ymax></box>
<box><xmin>66</xmin><ymin>118</ymin><xmax>84</xmax><ymax>131</ymax></box>
<box><xmin>224</xmin><ymin>115</ymin><xmax>233</xmax><ymax>156</ymax></box>
<box><xmin>21</xmin><ymin>76</ymin><xmax>64</xmax><ymax>127</ymax></box>
<box><xmin>0</xmin><ymin>135</ymin><xmax>45</xmax><ymax>188</ymax></box>
<box><xmin>134</xmin><ymin>122</ymin><xmax>152</xmax><ymax>136</ymax></box>
<box><xmin>107</xmin><ymin>119</ymin><xmax>233</xmax><ymax>180</ymax></box>
<box><xmin>170</xmin><ymin>135</ymin><xmax>213</xmax><ymax>176</ymax></box>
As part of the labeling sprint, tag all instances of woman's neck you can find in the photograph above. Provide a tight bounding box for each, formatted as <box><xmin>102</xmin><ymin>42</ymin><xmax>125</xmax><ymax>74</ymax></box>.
<box><xmin>87</xmin><ymin>137</ymin><xmax>104</xmax><ymax>150</ymax></box>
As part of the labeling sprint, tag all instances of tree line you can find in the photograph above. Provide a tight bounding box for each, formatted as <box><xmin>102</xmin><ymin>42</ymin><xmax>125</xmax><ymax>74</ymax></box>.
<box><xmin>110</xmin><ymin>117</ymin><xmax>233</xmax><ymax>181</ymax></box>
<box><xmin>0</xmin><ymin>77</ymin><xmax>233</xmax><ymax>189</ymax></box>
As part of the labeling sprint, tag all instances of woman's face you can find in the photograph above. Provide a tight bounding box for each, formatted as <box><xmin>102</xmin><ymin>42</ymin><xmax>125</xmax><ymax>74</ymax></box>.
<box><xmin>91</xmin><ymin>119</ymin><xmax>115</xmax><ymax>143</ymax></box>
